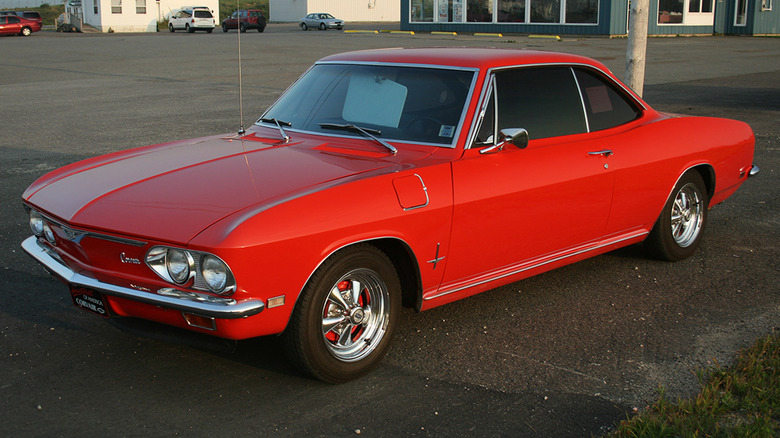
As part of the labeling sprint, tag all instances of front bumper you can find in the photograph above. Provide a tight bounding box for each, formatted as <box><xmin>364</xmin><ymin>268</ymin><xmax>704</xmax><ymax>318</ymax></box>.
<box><xmin>22</xmin><ymin>236</ymin><xmax>265</xmax><ymax>319</ymax></box>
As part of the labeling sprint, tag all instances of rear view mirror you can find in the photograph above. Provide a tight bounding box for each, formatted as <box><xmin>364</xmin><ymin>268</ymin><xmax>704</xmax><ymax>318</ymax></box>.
<box><xmin>479</xmin><ymin>128</ymin><xmax>529</xmax><ymax>154</ymax></box>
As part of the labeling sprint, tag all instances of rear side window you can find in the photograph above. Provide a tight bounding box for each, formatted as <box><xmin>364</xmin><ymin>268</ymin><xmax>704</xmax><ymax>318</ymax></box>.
<box><xmin>574</xmin><ymin>68</ymin><xmax>642</xmax><ymax>131</ymax></box>
<box><xmin>494</xmin><ymin>66</ymin><xmax>587</xmax><ymax>140</ymax></box>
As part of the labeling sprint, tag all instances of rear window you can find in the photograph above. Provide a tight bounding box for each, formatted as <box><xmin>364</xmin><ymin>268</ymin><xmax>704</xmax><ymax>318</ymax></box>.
<box><xmin>23</xmin><ymin>12</ymin><xmax>41</xmax><ymax>19</ymax></box>
<box><xmin>249</xmin><ymin>11</ymin><xmax>263</xmax><ymax>17</ymax></box>
<box><xmin>194</xmin><ymin>10</ymin><xmax>212</xmax><ymax>18</ymax></box>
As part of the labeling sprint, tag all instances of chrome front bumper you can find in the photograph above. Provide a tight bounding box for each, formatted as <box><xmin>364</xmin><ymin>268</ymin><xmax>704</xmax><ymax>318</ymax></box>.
<box><xmin>21</xmin><ymin>236</ymin><xmax>265</xmax><ymax>319</ymax></box>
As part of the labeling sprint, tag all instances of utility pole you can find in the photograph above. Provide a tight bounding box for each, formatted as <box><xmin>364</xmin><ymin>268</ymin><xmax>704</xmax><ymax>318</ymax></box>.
<box><xmin>625</xmin><ymin>0</ymin><xmax>650</xmax><ymax>97</ymax></box>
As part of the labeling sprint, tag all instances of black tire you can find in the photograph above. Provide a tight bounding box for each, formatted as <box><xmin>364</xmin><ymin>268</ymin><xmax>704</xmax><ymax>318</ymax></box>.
<box><xmin>21</xmin><ymin>27</ymin><xmax>32</xmax><ymax>36</ymax></box>
<box><xmin>206</xmin><ymin>28</ymin><xmax>213</xmax><ymax>33</ymax></box>
<box><xmin>221</xmin><ymin>23</ymin><xmax>227</xmax><ymax>32</ymax></box>
<box><xmin>239</xmin><ymin>23</ymin><xmax>246</xmax><ymax>33</ymax></box>
<box><xmin>319</xmin><ymin>23</ymin><xmax>326</xmax><ymax>30</ymax></box>
<box><xmin>301</xmin><ymin>23</ymin><xmax>307</xmax><ymax>31</ymax></box>
<box><xmin>258</xmin><ymin>26</ymin><xmax>265</xmax><ymax>33</ymax></box>
<box><xmin>169</xmin><ymin>23</ymin><xmax>175</xmax><ymax>32</ymax></box>
<box><xmin>186</xmin><ymin>24</ymin><xmax>193</xmax><ymax>33</ymax></box>
<box><xmin>646</xmin><ymin>171</ymin><xmax>709</xmax><ymax>261</ymax></box>
<box><xmin>282</xmin><ymin>245</ymin><xmax>401</xmax><ymax>383</ymax></box>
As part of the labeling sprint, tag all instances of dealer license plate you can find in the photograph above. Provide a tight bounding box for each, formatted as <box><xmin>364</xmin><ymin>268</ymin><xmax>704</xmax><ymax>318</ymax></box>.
<box><xmin>70</xmin><ymin>287</ymin><xmax>110</xmax><ymax>319</ymax></box>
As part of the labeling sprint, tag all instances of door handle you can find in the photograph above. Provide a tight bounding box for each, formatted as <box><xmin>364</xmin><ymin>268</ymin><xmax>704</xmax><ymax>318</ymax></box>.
<box><xmin>588</xmin><ymin>150</ymin><xmax>613</xmax><ymax>157</ymax></box>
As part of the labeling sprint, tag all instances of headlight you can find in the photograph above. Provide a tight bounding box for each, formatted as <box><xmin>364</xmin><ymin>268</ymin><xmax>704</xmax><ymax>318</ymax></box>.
<box><xmin>201</xmin><ymin>255</ymin><xmax>230</xmax><ymax>293</ymax></box>
<box><xmin>146</xmin><ymin>246</ymin><xmax>235</xmax><ymax>294</ymax></box>
<box><xmin>29</xmin><ymin>210</ymin><xmax>44</xmax><ymax>236</ymax></box>
<box><xmin>43</xmin><ymin>223</ymin><xmax>56</xmax><ymax>244</ymax></box>
<box><xmin>166</xmin><ymin>248</ymin><xmax>192</xmax><ymax>284</ymax></box>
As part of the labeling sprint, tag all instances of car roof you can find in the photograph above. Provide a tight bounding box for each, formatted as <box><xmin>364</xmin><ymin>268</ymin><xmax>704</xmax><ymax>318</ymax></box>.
<box><xmin>317</xmin><ymin>48</ymin><xmax>605</xmax><ymax>71</ymax></box>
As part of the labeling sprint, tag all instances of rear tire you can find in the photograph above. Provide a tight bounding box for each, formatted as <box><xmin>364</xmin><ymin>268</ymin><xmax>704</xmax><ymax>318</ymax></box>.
<box><xmin>646</xmin><ymin>171</ymin><xmax>709</xmax><ymax>261</ymax></box>
<box><xmin>319</xmin><ymin>23</ymin><xmax>326</xmax><ymax>31</ymax></box>
<box><xmin>21</xmin><ymin>27</ymin><xmax>32</xmax><ymax>36</ymax></box>
<box><xmin>282</xmin><ymin>245</ymin><xmax>401</xmax><ymax>383</ymax></box>
<box><xmin>186</xmin><ymin>24</ymin><xmax>193</xmax><ymax>33</ymax></box>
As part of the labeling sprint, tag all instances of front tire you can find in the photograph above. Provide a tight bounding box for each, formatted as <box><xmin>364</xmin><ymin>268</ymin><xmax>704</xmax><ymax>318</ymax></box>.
<box><xmin>301</xmin><ymin>23</ymin><xmax>307</xmax><ymax>31</ymax></box>
<box><xmin>239</xmin><ymin>23</ymin><xmax>246</xmax><ymax>33</ymax></box>
<box><xmin>646</xmin><ymin>171</ymin><xmax>709</xmax><ymax>261</ymax></box>
<box><xmin>282</xmin><ymin>245</ymin><xmax>401</xmax><ymax>383</ymax></box>
<box><xmin>319</xmin><ymin>23</ymin><xmax>326</xmax><ymax>30</ymax></box>
<box><xmin>169</xmin><ymin>23</ymin><xmax>175</xmax><ymax>32</ymax></box>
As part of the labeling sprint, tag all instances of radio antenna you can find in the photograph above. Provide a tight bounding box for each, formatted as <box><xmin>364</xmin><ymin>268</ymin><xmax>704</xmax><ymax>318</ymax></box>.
<box><xmin>236</xmin><ymin>0</ymin><xmax>245</xmax><ymax>135</ymax></box>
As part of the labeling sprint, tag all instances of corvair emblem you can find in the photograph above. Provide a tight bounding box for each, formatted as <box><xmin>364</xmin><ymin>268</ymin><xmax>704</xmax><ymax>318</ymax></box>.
<box><xmin>120</xmin><ymin>253</ymin><xmax>142</xmax><ymax>264</ymax></box>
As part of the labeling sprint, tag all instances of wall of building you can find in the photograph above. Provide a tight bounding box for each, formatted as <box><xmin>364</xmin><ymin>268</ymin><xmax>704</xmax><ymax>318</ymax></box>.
<box><xmin>82</xmin><ymin>0</ymin><xmax>219</xmax><ymax>32</ymax></box>
<box><xmin>270</xmin><ymin>0</ymin><xmax>400</xmax><ymax>22</ymax></box>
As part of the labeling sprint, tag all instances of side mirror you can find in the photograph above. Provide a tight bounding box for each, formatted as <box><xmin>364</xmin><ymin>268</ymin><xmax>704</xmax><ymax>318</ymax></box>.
<box><xmin>479</xmin><ymin>128</ymin><xmax>529</xmax><ymax>155</ymax></box>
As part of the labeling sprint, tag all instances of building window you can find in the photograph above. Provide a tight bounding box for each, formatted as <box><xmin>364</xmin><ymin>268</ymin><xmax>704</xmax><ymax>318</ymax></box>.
<box><xmin>93</xmin><ymin>0</ymin><xmax>98</xmax><ymax>14</ymax></box>
<box><xmin>136</xmin><ymin>0</ymin><xmax>146</xmax><ymax>14</ymax></box>
<box><xmin>735</xmin><ymin>0</ymin><xmax>747</xmax><ymax>24</ymax></box>
<box><xmin>658</xmin><ymin>0</ymin><xmax>683</xmax><ymax>23</ymax></box>
<box><xmin>761</xmin><ymin>0</ymin><xmax>772</xmax><ymax>11</ymax></box>
<box><xmin>498</xmin><ymin>0</ymin><xmax>525</xmax><ymax>22</ymax></box>
<box><xmin>411</xmin><ymin>0</ymin><xmax>434</xmax><ymax>21</ymax></box>
<box><xmin>468</xmin><ymin>0</ymin><xmax>494</xmax><ymax>22</ymax></box>
<box><xmin>410</xmin><ymin>0</ymin><xmax>596</xmax><ymax>24</ymax></box>
<box><xmin>566</xmin><ymin>0</ymin><xmax>597</xmax><ymax>23</ymax></box>
<box><xmin>530</xmin><ymin>0</ymin><xmax>561</xmax><ymax>23</ymax></box>
<box><xmin>111</xmin><ymin>0</ymin><xmax>122</xmax><ymax>14</ymax></box>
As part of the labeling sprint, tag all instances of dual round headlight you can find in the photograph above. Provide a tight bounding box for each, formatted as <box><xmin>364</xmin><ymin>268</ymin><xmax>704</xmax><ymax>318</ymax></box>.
<box><xmin>146</xmin><ymin>246</ymin><xmax>235</xmax><ymax>294</ymax></box>
<box><xmin>29</xmin><ymin>209</ymin><xmax>56</xmax><ymax>244</ymax></box>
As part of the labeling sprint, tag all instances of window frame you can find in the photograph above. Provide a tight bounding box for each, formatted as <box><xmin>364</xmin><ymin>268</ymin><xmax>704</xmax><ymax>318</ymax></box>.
<box><xmin>468</xmin><ymin>63</ymin><xmax>646</xmax><ymax>149</ymax></box>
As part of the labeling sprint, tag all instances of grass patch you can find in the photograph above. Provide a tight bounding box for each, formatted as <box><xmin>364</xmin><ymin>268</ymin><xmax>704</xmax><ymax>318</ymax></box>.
<box><xmin>608</xmin><ymin>333</ymin><xmax>779</xmax><ymax>437</ymax></box>
<box><xmin>218</xmin><ymin>0</ymin><xmax>268</xmax><ymax>22</ymax></box>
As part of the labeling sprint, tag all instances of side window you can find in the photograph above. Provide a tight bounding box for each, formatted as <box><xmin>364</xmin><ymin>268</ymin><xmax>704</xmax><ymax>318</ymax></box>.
<box><xmin>494</xmin><ymin>67</ymin><xmax>587</xmax><ymax>140</ymax></box>
<box><xmin>574</xmin><ymin>68</ymin><xmax>642</xmax><ymax>131</ymax></box>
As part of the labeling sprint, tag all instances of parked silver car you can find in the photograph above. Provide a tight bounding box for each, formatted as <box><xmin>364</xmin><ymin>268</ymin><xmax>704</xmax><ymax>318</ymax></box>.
<box><xmin>299</xmin><ymin>13</ymin><xmax>344</xmax><ymax>31</ymax></box>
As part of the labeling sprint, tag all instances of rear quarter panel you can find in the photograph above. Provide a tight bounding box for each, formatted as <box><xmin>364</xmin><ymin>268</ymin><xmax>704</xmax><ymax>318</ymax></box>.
<box><xmin>606</xmin><ymin>114</ymin><xmax>754</xmax><ymax>236</ymax></box>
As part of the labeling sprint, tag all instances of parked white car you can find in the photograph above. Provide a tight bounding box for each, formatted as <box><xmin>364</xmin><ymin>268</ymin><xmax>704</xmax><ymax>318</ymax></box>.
<box><xmin>169</xmin><ymin>7</ymin><xmax>215</xmax><ymax>33</ymax></box>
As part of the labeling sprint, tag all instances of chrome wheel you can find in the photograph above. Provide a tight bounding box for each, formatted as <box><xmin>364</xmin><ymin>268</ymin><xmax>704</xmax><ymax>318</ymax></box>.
<box><xmin>670</xmin><ymin>182</ymin><xmax>704</xmax><ymax>247</ymax></box>
<box><xmin>646</xmin><ymin>171</ymin><xmax>709</xmax><ymax>261</ymax></box>
<box><xmin>321</xmin><ymin>268</ymin><xmax>389</xmax><ymax>362</ymax></box>
<box><xmin>282</xmin><ymin>245</ymin><xmax>400</xmax><ymax>382</ymax></box>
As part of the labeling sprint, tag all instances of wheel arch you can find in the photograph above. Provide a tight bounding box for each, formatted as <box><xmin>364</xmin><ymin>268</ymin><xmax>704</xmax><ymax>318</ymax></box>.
<box><xmin>290</xmin><ymin>237</ymin><xmax>423</xmax><ymax>323</ymax></box>
<box><xmin>690</xmin><ymin>163</ymin><xmax>716</xmax><ymax>201</ymax></box>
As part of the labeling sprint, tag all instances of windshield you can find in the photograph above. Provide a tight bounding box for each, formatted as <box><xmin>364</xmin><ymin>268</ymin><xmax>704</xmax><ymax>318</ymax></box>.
<box><xmin>260</xmin><ymin>64</ymin><xmax>475</xmax><ymax>146</ymax></box>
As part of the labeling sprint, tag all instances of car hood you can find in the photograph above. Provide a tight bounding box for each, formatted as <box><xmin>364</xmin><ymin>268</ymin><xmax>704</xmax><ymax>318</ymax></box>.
<box><xmin>24</xmin><ymin>130</ymin><xmax>411</xmax><ymax>244</ymax></box>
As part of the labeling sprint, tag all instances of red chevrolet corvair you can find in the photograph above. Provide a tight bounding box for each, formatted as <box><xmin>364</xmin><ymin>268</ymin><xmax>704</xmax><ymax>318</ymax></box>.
<box><xmin>22</xmin><ymin>48</ymin><xmax>758</xmax><ymax>382</ymax></box>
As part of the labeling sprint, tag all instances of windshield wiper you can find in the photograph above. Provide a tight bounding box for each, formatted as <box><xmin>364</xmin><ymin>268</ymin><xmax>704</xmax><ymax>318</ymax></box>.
<box><xmin>260</xmin><ymin>118</ymin><xmax>291</xmax><ymax>143</ymax></box>
<box><xmin>319</xmin><ymin>123</ymin><xmax>397</xmax><ymax>155</ymax></box>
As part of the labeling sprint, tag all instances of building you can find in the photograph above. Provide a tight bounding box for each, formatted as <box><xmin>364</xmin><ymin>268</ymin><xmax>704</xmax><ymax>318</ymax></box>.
<box><xmin>270</xmin><ymin>0</ymin><xmax>400</xmax><ymax>22</ymax></box>
<box><xmin>64</xmin><ymin>0</ymin><xmax>219</xmax><ymax>32</ymax></box>
<box><xmin>400</xmin><ymin>0</ymin><xmax>779</xmax><ymax>36</ymax></box>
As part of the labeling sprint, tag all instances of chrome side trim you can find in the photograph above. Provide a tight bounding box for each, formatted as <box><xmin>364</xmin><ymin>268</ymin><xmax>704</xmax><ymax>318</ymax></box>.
<box><xmin>425</xmin><ymin>230</ymin><xmax>648</xmax><ymax>301</ymax></box>
<box><xmin>22</xmin><ymin>236</ymin><xmax>264</xmax><ymax>319</ymax></box>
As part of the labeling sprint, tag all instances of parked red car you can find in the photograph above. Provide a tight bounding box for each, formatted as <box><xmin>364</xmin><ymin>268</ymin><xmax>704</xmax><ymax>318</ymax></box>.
<box><xmin>0</xmin><ymin>14</ymin><xmax>41</xmax><ymax>36</ymax></box>
<box><xmin>22</xmin><ymin>48</ymin><xmax>757</xmax><ymax>382</ymax></box>
<box><xmin>221</xmin><ymin>9</ymin><xmax>266</xmax><ymax>32</ymax></box>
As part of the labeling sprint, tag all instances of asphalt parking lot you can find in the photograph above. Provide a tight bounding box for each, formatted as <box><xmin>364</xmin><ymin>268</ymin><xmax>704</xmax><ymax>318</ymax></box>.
<box><xmin>1</xmin><ymin>25</ymin><xmax>778</xmax><ymax>436</ymax></box>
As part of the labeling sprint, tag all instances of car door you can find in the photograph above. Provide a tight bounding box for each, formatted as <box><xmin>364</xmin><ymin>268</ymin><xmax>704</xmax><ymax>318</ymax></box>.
<box><xmin>441</xmin><ymin>66</ymin><xmax>616</xmax><ymax>291</ymax></box>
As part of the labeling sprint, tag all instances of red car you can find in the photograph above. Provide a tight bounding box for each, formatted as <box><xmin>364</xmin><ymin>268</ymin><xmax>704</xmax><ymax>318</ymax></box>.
<box><xmin>0</xmin><ymin>14</ymin><xmax>41</xmax><ymax>36</ymax></box>
<box><xmin>221</xmin><ymin>9</ymin><xmax>266</xmax><ymax>33</ymax></box>
<box><xmin>21</xmin><ymin>48</ymin><xmax>757</xmax><ymax>382</ymax></box>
